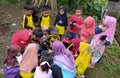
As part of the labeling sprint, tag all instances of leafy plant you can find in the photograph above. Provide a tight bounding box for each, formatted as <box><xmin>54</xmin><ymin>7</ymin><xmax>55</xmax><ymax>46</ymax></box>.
<box><xmin>58</xmin><ymin>0</ymin><xmax>106</xmax><ymax>20</ymax></box>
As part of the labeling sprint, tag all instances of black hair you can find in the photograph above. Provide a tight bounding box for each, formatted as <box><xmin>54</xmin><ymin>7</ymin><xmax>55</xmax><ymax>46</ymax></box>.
<box><xmin>76</xmin><ymin>5</ymin><xmax>83</xmax><ymax>11</ymax></box>
<box><xmin>33</xmin><ymin>6</ymin><xmax>40</xmax><ymax>14</ymax></box>
<box><xmin>24</xmin><ymin>2</ymin><xmax>34</xmax><ymax>10</ymax></box>
<box><xmin>32</xmin><ymin>28</ymin><xmax>43</xmax><ymax>38</ymax></box>
<box><xmin>41</xmin><ymin>62</ymin><xmax>50</xmax><ymax>73</ymax></box>
<box><xmin>41</xmin><ymin>54</ymin><xmax>53</xmax><ymax>66</ymax></box>
<box><xmin>100</xmin><ymin>35</ymin><xmax>107</xmax><ymax>41</ymax></box>
<box><xmin>42</xmin><ymin>5</ymin><xmax>50</xmax><ymax>11</ymax></box>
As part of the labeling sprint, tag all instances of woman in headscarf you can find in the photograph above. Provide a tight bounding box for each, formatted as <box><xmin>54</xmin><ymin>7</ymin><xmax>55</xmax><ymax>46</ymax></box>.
<box><xmin>75</xmin><ymin>42</ymin><xmax>92</xmax><ymax>78</ymax></box>
<box><xmin>20</xmin><ymin>29</ymin><xmax>43</xmax><ymax>78</ymax></box>
<box><xmin>79</xmin><ymin>16</ymin><xmax>95</xmax><ymax>42</ymax></box>
<box><xmin>90</xmin><ymin>15</ymin><xmax>117</xmax><ymax>67</ymax></box>
<box><xmin>3</xmin><ymin>44</ymin><xmax>21</xmax><ymax>78</ymax></box>
<box><xmin>52</xmin><ymin>41</ymin><xmax>76</xmax><ymax>78</ymax></box>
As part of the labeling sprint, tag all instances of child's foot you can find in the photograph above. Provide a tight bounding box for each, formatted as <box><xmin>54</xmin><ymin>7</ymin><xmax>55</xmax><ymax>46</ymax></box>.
<box><xmin>88</xmin><ymin>64</ymin><xmax>94</xmax><ymax>68</ymax></box>
<box><xmin>76</xmin><ymin>75</ymin><xmax>85</xmax><ymax>78</ymax></box>
<box><xmin>80</xmin><ymin>75</ymin><xmax>85</xmax><ymax>78</ymax></box>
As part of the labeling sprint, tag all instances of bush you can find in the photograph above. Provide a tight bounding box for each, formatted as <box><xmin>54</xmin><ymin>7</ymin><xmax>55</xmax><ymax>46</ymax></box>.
<box><xmin>58</xmin><ymin>0</ymin><xmax>106</xmax><ymax>20</ymax></box>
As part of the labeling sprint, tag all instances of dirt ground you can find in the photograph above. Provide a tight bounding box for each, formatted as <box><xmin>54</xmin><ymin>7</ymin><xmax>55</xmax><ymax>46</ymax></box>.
<box><xmin>0</xmin><ymin>4</ymin><xmax>23</xmax><ymax>77</ymax></box>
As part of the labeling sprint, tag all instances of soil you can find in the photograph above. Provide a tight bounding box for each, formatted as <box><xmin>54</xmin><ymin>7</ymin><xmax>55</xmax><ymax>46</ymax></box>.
<box><xmin>0</xmin><ymin>4</ymin><xmax>23</xmax><ymax>78</ymax></box>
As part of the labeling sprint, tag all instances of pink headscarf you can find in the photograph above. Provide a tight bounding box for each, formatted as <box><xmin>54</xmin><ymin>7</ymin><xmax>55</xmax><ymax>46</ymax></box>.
<box><xmin>93</xmin><ymin>15</ymin><xmax>116</xmax><ymax>44</ymax></box>
<box><xmin>80</xmin><ymin>16</ymin><xmax>95</xmax><ymax>42</ymax></box>
<box><xmin>91</xmin><ymin>15</ymin><xmax>116</xmax><ymax>55</ymax></box>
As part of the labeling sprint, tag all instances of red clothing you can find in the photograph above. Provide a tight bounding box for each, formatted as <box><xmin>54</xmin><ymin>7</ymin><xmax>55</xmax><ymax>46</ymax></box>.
<box><xmin>11</xmin><ymin>29</ymin><xmax>31</xmax><ymax>49</ymax></box>
<box><xmin>71</xmin><ymin>38</ymin><xmax>81</xmax><ymax>54</ymax></box>
<box><xmin>68</xmin><ymin>15</ymin><xmax>83</xmax><ymax>33</ymax></box>
<box><xmin>80</xmin><ymin>16</ymin><xmax>95</xmax><ymax>42</ymax></box>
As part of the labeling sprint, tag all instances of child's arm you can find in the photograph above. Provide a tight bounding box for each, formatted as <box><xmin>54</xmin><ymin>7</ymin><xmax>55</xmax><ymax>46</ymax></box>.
<box><xmin>64</xmin><ymin>16</ymin><xmax>68</xmax><ymax>30</ymax></box>
<box><xmin>39</xmin><ymin>16</ymin><xmax>42</xmax><ymax>27</ymax></box>
<box><xmin>53</xmin><ymin>15</ymin><xmax>59</xmax><ymax>26</ymax></box>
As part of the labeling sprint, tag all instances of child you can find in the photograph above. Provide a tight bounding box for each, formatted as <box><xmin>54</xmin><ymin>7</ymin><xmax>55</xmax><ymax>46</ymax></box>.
<box><xmin>67</xmin><ymin>5</ymin><xmax>83</xmax><ymax>39</ymax></box>
<box><xmin>20</xmin><ymin>29</ymin><xmax>43</xmax><ymax>78</ymax></box>
<box><xmin>47</xmin><ymin>27</ymin><xmax>60</xmax><ymax>47</ymax></box>
<box><xmin>90</xmin><ymin>35</ymin><xmax>107</xmax><ymax>68</ymax></box>
<box><xmin>90</xmin><ymin>16</ymin><xmax>117</xmax><ymax>67</ymax></box>
<box><xmin>34</xmin><ymin>61</ymin><xmax>52</xmax><ymax>78</ymax></box>
<box><xmin>40</xmin><ymin>5</ymin><xmax>51</xmax><ymax>28</ymax></box>
<box><xmin>75</xmin><ymin>42</ymin><xmax>92</xmax><ymax>78</ymax></box>
<box><xmin>41</xmin><ymin>54</ymin><xmax>63</xmax><ymax>78</ymax></box>
<box><xmin>3</xmin><ymin>44</ymin><xmax>22</xmax><ymax>78</ymax></box>
<box><xmin>22</xmin><ymin>2</ymin><xmax>35</xmax><ymax>30</ymax></box>
<box><xmin>62</xmin><ymin>33</ymin><xmax>73</xmax><ymax>51</ymax></box>
<box><xmin>32</xmin><ymin>6</ymin><xmax>41</xmax><ymax>27</ymax></box>
<box><xmin>79</xmin><ymin>16</ymin><xmax>95</xmax><ymax>43</ymax></box>
<box><xmin>54</xmin><ymin>5</ymin><xmax>68</xmax><ymax>40</ymax></box>
<box><xmin>42</xmin><ymin>26</ymin><xmax>50</xmax><ymax>41</ymax></box>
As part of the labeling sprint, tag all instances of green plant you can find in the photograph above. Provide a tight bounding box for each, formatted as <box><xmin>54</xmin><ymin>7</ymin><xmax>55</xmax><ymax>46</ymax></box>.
<box><xmin>57</xmin><ymin>0</ymin><xmax>106</xmax><ymax>20</ymax></box>
<box><xmin>117</xmin><ymin>12</ymin><xmax>120</xmax><ymax>25</ymax></box>
<box><xmin>0</xmin><ymin>0</ymin><xmax>32</xmax><ymax>5</ymax></box>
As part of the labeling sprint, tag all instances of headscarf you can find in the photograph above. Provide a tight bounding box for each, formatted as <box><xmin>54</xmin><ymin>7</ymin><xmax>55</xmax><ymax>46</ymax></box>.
<box><xmin>93</xmin><ymin>15</ymin><xmax>117</xmax><ymax>44</ymax></box>
<box><xmin>91</xmin><ymin>15</ymin><xmax>116</xmax><ymax>55</ymax></box>
<box><xmin>83</xmin><ymin>16</ymin><xmax>95</xmax><ymax>35</ymax></box>
<box><xmin>80</xmin><ymin>16</ymin><xmax>95</xmax><ymax>42</ymax></box>
<box><xmin>3</xmin><ymin>44</ymin><xmax>21</xmax><ymax>67</ymax></box>
<box><xmin>20</xmin><ymin>43</ymin><xmax>39</xmax><ymax>73</ymax></box>
<box><xmin>54</xmin><ymin>6</ymin><xmax>68</xmax><ymax>27</ymax></box>
<box><xmin>59</xmin><ymin>5</ymin><xmax>67</xmax><ymax>15</ymax></box>
<box><xmin>52</xmin><ymin>41</ymin><xmax>75</xmax><ymax>71</ymax></box>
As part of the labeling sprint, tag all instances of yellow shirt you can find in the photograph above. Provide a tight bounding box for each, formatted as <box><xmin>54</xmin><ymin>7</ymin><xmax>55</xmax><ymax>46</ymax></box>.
<box><xmin>22</xmin><ymin>15</ymin><xmax>34</xmax><ymax>29</ymax></box>
<box><xmin>40</xmin><ymin>15</ymin><xmax>50</xmax><ymax>28</ymax></box>
<box><xmin>75</xmin><ymin>42</ymin><xmax>92</xmax><ymax>76</ymax></box>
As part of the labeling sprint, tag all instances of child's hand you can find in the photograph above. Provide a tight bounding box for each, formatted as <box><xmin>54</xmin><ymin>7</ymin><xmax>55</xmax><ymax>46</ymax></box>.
<box><xmin>33</xmin><ymin>26</ymin><xmax>35</xmax><ymax>30</ymax></box>
<box><xmin>69</xmin><ymin>22</ymin><xmax>72</xmax><ymax>24</ymax></box>
<box><xmin>73</xmin><ymin>23</ymin><xmax>76</xmax><ymax>26</ymax></box>
<box><xmin>102</xmin><ymin>26</ymin><xmax>107</xmax><ymax>32</ymax></box>
<box><xmin>48</xmin><ymin>49</ymin><xmax>53</xmax><ymax>54</ymax></box>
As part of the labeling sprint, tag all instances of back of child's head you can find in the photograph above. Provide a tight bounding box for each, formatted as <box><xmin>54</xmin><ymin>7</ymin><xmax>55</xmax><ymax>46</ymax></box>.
<box><xmin>3</xmin><ymin>44</ymin><xmax>21</xmax><ymax>66</ymax></box>
<box><xmin>31</xmin><ymin>29</ymin><xmax>43</xmax><ymax>43</ymax></box>
<box><xmin>24</xmin><ymin>2</ymin><xmax>34</xmax><ymax>10</ymax></box>
<box><xmin>40</xmin><ymin>61</ymin><xmax>50</xmax><ymax>73</ymax></box>
<box><xmin>51</xmin><ymin>27</ymin><xmax>59</xmax><ymax>35</ymax></box>
<box><xmin>100</xmin><ymin>35</ymin><xmax>107</xmax><ymax>41</ymax></box>
<box><xmin>32</xmin><ymin>28</ymin><xmax>43</xmax><ymax>38</ymax></box>
<box><xmin>41</xmin><ymin>54</ymin><xmax>53</xmax><ymax>66</ymax></box>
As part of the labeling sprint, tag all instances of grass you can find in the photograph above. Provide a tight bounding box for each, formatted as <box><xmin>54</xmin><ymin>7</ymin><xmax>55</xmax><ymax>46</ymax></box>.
<box><xmin>85</xmin><ymin>40</ymin><xmax>120</xmax><ymax>78</ymax></box>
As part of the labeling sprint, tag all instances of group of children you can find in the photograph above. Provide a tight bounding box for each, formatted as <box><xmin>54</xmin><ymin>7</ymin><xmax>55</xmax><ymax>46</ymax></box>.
<box><xmin>3</xmin><ymin>1</ymin><xmax>117</xmax><ymax>78</ymax></box>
